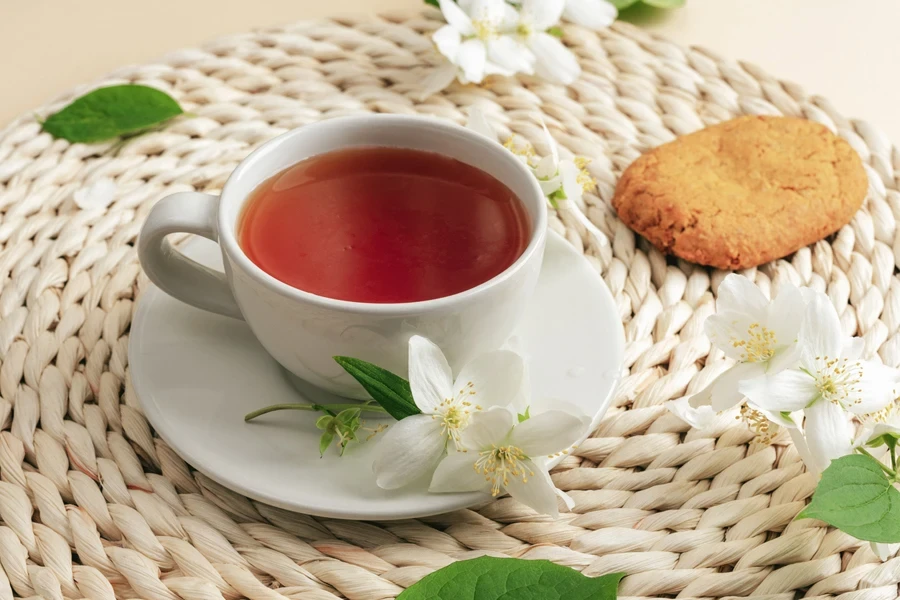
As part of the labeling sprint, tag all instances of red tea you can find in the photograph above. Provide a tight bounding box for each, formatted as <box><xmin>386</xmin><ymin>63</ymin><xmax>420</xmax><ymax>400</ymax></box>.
<box><xmin>238</xmin><ymin>147</ymin><xmax>531</xmax><ymax>303</ymax></box>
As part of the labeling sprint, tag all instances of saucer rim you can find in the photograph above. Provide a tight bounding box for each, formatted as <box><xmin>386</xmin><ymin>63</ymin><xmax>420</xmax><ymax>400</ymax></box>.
<box><xmin>130</xmin><ymin>230</ymin><xmax>624</xmax><ymax>520</ymax></box>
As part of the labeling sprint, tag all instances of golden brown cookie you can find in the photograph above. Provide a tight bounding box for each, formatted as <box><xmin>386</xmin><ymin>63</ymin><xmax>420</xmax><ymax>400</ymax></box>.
<box><xmin>612</xmin><ymin>115</ymin><xmax>868</xmax><ymax>270</ymax></box>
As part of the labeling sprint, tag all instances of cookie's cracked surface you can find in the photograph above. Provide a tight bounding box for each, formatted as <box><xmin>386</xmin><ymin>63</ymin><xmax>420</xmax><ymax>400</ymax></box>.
<box><xmin>612</xmin><ymin>116</ymin><xmax>868</xmax><ymax>270</ymax></box>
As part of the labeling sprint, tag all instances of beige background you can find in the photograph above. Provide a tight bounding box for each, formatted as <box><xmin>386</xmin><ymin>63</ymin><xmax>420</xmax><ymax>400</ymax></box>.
<box><xmin>3</xmin><ymin>0</ymin><xmax>900</xmax><ymax>140</ymax></box>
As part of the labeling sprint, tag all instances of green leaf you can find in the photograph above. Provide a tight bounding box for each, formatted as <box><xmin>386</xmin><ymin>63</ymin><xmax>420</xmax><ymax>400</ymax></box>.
<box><xmin>42</xmin><ymin>84</ymin><xmax>183</xmax><ymax>143</ymax></box>
<box><xmin>335</xmin><ymin>408</ymin><xmax>361</xmax><ymax>427</ymax></box>
<box><xmin>316</xmin><ymin>415</ymin><xmax>334</xmax><ymax>430</ymax></box>
<box><xmin>547</xmin><ymin>26</ymin><xmax>564</xmax><ymax>38</ymax></box>
<box><xmin>518</xmin><ymin>406</ymin><xmax>531</xmax><ymax>423</ymax></box>
<box><xmin>641</xmin><ymin>0</ymin><xmax>685</xmax><ymax>7</ymax></box>
<box><xmin>424</xmin><ymin>0</ymin><xmax>439</xmax><ymax>5</ymax></box>
<box><xmin>610</xmin><ymin>0</ymin><xmax>640</xmax><ymax>8</ymax></box>
<box><xmin>798</xmin><ymin>454</ymin><xmax>900</xmax><ymax>543</ymax></box>
<box><xmin>334</xmin><ymin>357</ymin><xmax>420</xmax><ymax>421</ymax></box>
<box><xmin>868</xmin><ymin>432</ymin><xmax>900</xmax><ymax>451</ymax></box>
<box><xmin>398</xmin><ymin>557</ymin><xmax>623</xmax><ymax>600</ymax></box>
<box><xmin>335</xmin><ymin>408</ymin><xmax>361</xmax><ymax>441</ymax></box>
<box><xmin>318</xmin><ymin>431</ymin><xmax>334</xmax><ymax>457</ymax></box>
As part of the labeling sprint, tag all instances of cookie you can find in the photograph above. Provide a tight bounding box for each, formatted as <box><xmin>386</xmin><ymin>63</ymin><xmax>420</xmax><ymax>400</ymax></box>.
<box><xmin>612</xmin><ymin>115</ymin><xmax>868</xmax><ymax>270</ymax></box>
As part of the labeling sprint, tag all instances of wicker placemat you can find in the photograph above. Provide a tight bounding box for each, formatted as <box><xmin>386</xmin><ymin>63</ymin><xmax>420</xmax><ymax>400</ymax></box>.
<box><xmin>1</xmin><ymin>10</ymin><xmax>898</xmax><ymax>600</ymax></box>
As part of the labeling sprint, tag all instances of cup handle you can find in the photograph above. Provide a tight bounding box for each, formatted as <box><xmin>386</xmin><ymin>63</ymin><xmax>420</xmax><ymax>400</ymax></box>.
<box><xmin>138</xmin><ymin>192</ymin><xmax>244</xmax><ymax>320</ymax></box>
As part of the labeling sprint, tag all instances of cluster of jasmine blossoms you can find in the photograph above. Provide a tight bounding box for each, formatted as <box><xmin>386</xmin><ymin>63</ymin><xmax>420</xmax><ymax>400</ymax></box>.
<box><xmin>375</xmin><ymin>336</ymin><xmax>592</xmax><ymax>517</ymax></box>
<box><xmin>421</xmin><ymin>0</ymin><xmax>618</xmax><ymax>97</ymax></box>
<box><xmin>669</xmin><ymin>274</ymin><xmax>900</xmax><ymax>559</ymax></box>
<box><xmin>465</xmin><ymin>107</ymin><xmax>607</xmax><ymax>253</ymax></box>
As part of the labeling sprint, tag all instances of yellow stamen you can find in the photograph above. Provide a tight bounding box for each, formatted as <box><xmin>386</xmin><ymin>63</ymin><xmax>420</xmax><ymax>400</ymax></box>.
<box><xmin>504</xmin><ymin>136</ymin><xmax>535</xmax><ymax>159</ymax></box>
<box><xmin>730</xmin><ymin>322</ymin><xmax>777</xmax><ymax>363</ymax></box>
<box><xmin>434</xmin><ymin>381</ymin><xmax>480</xmax><ymax>449</ymax></box>
<box><xmin>866</xmin><ymin>398</ymin><xmax>900</xmax><ymax>423</ymax></box>
<box><xmin>812</xmin><ymin>356</ymin><xmax>864</xmax><ymax>408</ymax></box>
<box><xmin>737</xmin><ymin>403</ymin><xmax>773</xmax><ymax>444</ymax></box>
<box><xmin>473</xmin><ymin>444</ymin><xmax>533</xmax><ymax>496</ymax></box>
<box><xmin>472</xmin><ymin>19</ymin><xmax>496</xmax><ymax>41</ymax></box>
<box><xmin>574</xmin><ymin>157</ymin><xmax>597</xmax><ymax>193</ymax></box>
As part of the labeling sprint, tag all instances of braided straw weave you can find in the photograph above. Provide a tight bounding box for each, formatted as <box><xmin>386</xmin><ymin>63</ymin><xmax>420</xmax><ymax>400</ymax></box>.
<box><xmin>1</xmin><ymin>9</ymin><xmax>899</xmax><ymax>600</ymax></box>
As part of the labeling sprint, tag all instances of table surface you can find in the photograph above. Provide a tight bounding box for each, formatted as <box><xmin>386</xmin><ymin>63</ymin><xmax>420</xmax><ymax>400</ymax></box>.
<box><xmin>4</xmin><ymin>0</ymin><xmax>900</xmax><ymax>142</ymax></box>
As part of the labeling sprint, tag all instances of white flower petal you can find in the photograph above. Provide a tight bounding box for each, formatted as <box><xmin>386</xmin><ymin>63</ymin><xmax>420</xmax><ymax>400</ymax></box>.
<box><xmin>756</xmin><ymin>406</ymin><xmax>800</xmax><ymax>429</ymax></box>
<box><xmin>74</xmin><ymin>178</ymin><xmax>117</xmax><ymax>211</ymax></box>
<box><xmin>559</xmin><ymin>160</ymin><xmax>583</xmax><ymax>203</ymax></box>
<box><xmin>510</xmin><ymin>410</ymin><xmax>587</xmax><ymax>456</ymax></box>
<box><xmin>457</xmin><ymin>39</ymin><xmax>488</xmax><ymax>84</ymax></box>
<box><xmin>504</xmin><ymin>460</ymin><xmax>559</xmax><ymax>517</ymax></box>
<box><xmin>453</xmin><ymin>350</ymin><xmax>525</xmax><ymax>409</ymax></box>
<box><xmin>715</xmin><ymin>274</ymin><xmax>768</xmax><ymax>315</ymax></box>
<box><xmin>459</xmin><ymin>406</ymin><xmax>515</xmax><ymax>450</ymax></box>
<box><xmin>499</xmin><ymin>2</ymin><xmax>520</xmax><ymax>29</ymax></box>
<box><xmin>466</xmin><ymin>107</ymin><xmax>498</xmax><ymax>141</ymax></box>
<box><xmin>483</xmin><ymin>60</ymin><xmax>516</xmax><ymax>77</ymax></box>
<box><xmin>373</xmin><ymin>416</ymin><xmax>446</xmax><ymax>490</ymax></box>
<box><xmin>804</xmin><ymin>399</ymin><xmax>855</xmax><ymax>471</ymax></box>
<box><xmin>487</xmin><ymin>36</ymin><xmax>535</xmax><ymax>75</ymax></box>
<box><xmin>439</xmin><ymin>0</ymin><xmax>475</xmax><ymax>35</ymax></box>
<box><xmin>506</xmin><ymin>134</ymin><xmax>533</xmax><ymax>156</ymax></box>
<box><xmin>555</xmin><ymin>486</ymin><xmax>576</xmax><ymax>511</ymax></box>
<box><xmin>418</xmin><ymin>61</ymin><xmax>459</xmax><ymax>100</ymax></box>
<box><xmin>433</xmin><ymin>25</ymin><xmax>462</xmax><ymax>61</ymax></box>
<box><xmin>872</xmin><ymin>542</ymin><xmax>900</xmax><ymax>561</ymax></box>
<box><xmin>789</xmin><ymin>427</ymin><xmax>826</xmax><ymax>474</ymax></box>
<box><xmin>538</xmin><ymin>175</ymin><xmax>562</xmax><ymax>197</ymax></box>
<box><xmin>799</xmin><ymin>293</ymin><xmax>844</xmax><ymax>360</ymax></box>
<box><xmin>539</xmin><ymin>119</ymin><xmax>560</xmax><ymax>170</ymax></box>
<box><xmin>800</xmin><ymin>287</ymin><xmax>826</xmax><ymax>304</ymax></box>
<box><xmin>766</xmin><ymin>341</ymin><xmax>802</xmax><ymax>374</ymax></box>
<box><xmin>766</xmin><ymin>284</ymin><xmax>806</xmax><ymax>349</ymax></box>
<box><xmin>843</xmin><ymin>337</ymin><xmax>865</xmax><ymax>360</ymax></box>
<box><xmin>849</xmin><ymin>361</ymin><xmax>900</xmax><ymax>414</ymax></box>
<box><xmin>529</xmin><ymin>33</ymin><xmax>581</xmax><ymax>85</ymax></box>
<box><xmin>473</xmin><ymin>0</ymin><xmax>508</xmax><ymax>25</ymax></box>
<box><xmin>563</xmin><ymin>0</ymin><xmax>617</xmax><ymax>31</ymax></box>
<box><xmin>667</xmin><ymin>396</ymin><xmax>716</xmax><ymax>429</ymax></box>
<box><xmin>429</xmin><ymin>451</ymin><xmax>490</xmax><ymax>493</ymax></box>
<box><xmin>739</xmin><ymin>369</ymin><xmax>817</xmax><ymax>412</ymax></box>
<box><xmin>687</xmin><ymin>381</ymin><xmax>713</xmax><ymax>409</ymax></box>
<box><xmin>706</xmin><ymin>362</ymin><xmax>766</xmax><ymax>412</ymax></box>
<box><xmin>408</xmin><ymin>336</ymin><xmax>453</xmax><ymax>413</ymax></box>
<box><xmin>522</xmin><ymin>0</ymin><xmax>566</xmax><ymax>31</ymax></box>
<box><xmin>704</xmin><ymin>311</ymin><xmax>758</xmax><ymax>362</ymax></box>
<box><xmin>534</xmin><ymin>154</ymin><xmax>558</xmax><ymax>180</ymax></box>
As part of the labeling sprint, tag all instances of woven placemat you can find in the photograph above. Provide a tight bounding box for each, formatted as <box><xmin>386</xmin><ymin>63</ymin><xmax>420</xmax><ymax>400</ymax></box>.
<box><xmin>1</xmin><ymin>9</ymin><xmax>899</xmax><ymax>600</ymax></box>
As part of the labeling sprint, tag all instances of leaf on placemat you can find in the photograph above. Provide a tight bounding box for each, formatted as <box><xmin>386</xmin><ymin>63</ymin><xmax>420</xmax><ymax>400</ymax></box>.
<box><xmin>42</xmin><ymin>84</ymin><xmax>183</xmax><ymax>143</ymax></box>
<box><xmin>642</xmin><ymin>0</ymin><xmax>686</xmax><ymax>7</ymax></box>
<box><xmin>798</xmin><ymin>454</ymin><xmax>900</xmax><ymax>543</ymax></box>
<box><xmin>333</xmin><ymin>357</ymin><xmax>420</xmax><ymax>421</ymax></box>
<box><xmin>613</xmin><ymin>0</ymin><xmax>685</xmax><ymax>9</ymax></box>
<box><xmin>424</xmin><ymin>0</ymin><xmax>439</xmax><ymax>6</ymax></box>
<box><xmin>610</xmin><ymin>0</ymin><xmax>641</xmax><ymax>8</ymax></box>
<box><xmin>397</xmin><ymin>556</ymin><xmax>623</xmax><ymax>600</ymax></box>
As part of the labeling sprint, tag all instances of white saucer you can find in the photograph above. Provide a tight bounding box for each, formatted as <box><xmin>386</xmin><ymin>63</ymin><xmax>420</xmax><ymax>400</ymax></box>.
<box><xmin>130</xmin><ymin>231</ymin><xmax>624</xmax><ymax>520</ymax></box>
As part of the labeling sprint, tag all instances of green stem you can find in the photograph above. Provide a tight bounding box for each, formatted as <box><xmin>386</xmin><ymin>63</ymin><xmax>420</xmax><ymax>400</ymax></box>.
<box><xmin>244</xmin><ymin>403</ymin><xmax>387</xmax><ymax>422</ymax></box>
<box><xmin>857</xmin><ymin>446</ymin><xmax>898</xmax><ymax>478</ymax></box>
<box><xmin>892</xmin><ymin>444</ymin><xmax>898</xmax><ymax>474</ymax></box>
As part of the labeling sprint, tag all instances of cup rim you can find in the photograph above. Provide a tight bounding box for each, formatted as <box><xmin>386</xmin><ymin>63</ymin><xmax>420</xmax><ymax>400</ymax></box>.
<box><xmin>217</xmin><ymin>114</ymin><xmax>548</xmax><ymax>316</ymax></box>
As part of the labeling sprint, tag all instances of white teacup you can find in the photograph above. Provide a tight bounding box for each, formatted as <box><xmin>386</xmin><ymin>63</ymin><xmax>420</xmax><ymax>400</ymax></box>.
<box><xmin>138</xmin><ymin>115</ymin><xmax>548</xmax><ymax>398</ymax></box>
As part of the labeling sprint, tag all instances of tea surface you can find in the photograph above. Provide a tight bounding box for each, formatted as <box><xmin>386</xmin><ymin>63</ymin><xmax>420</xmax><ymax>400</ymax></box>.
<box><xmin>239</xmin><ymin>147</ymin><xmax>530</xmax><ymax>303</ymax></box>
